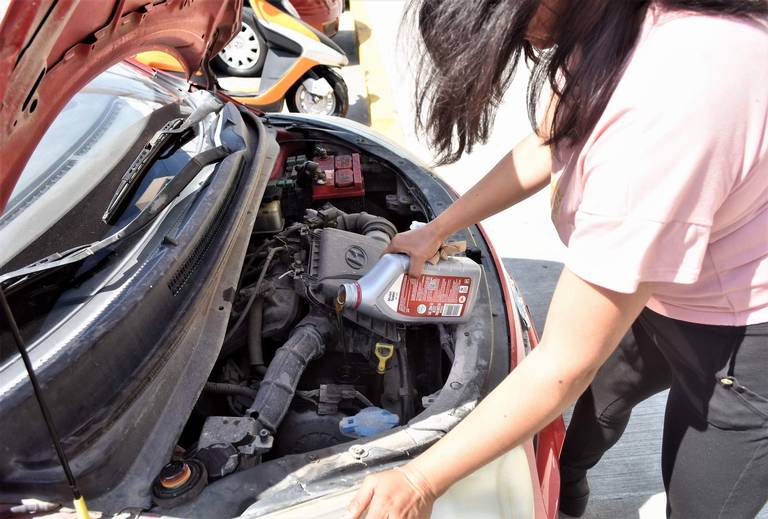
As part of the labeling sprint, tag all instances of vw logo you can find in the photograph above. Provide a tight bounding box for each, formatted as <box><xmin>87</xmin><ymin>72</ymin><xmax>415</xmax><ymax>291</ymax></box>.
<box><xmin>345</xmin><ymin>246</ymin><xmax>368</xmax><ymax>269</ymax></box>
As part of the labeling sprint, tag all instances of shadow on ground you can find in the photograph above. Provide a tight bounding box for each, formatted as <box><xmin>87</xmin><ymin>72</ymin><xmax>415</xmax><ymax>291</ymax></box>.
<box><xmin>333</xmin><ymin>26</ymin><xmax>360</xmax><ymax>66</ymax></box>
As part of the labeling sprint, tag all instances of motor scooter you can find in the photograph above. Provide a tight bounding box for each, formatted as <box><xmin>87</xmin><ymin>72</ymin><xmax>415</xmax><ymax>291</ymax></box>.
<box><xmin>137</xmin><ymin>0</ymin><xmax>349</xmax><ymax>116</ymax></box>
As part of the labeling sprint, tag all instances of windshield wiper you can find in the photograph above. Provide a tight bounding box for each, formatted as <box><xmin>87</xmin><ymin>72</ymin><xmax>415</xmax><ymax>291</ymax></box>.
<box><xmin>103</xmin><ymin>95</ymin><xmax>224</xmax><ymax>224</ymax></box>
<box><xmin>0</xmin><ymin>145</ymin><xmax>231</xmax><ymax>288</ymax></box>
<box><xmin>102</xmin><ymin>118</ymin><xmax>192</xmax><ymax>224</ymax></box>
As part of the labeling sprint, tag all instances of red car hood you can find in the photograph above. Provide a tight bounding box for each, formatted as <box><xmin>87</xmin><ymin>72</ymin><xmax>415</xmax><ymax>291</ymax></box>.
<box><xmin>0</xmin><ymin>0</ymin><xmax>242</xmax><ymax>213</ymax></box>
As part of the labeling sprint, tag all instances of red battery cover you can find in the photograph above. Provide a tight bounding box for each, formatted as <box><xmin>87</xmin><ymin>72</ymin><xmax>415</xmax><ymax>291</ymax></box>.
<box><xmin>396</xmin><ymin>275</ymin><xmax>472</xmax><ymax>318</ymax></box>
<box><xmin>334</xmin><ymin>169</ymin><xmax>354</xmax><ymax>187</ymax></box>
<box><xmin>312</xmin><ymin>153</ymin><xmax>364</xmax><ymax>200</ymax></box>
<box><xmin>335</xmin><ymin>154</ymin><xmax>353</xmax><ymax>169</ymax></box>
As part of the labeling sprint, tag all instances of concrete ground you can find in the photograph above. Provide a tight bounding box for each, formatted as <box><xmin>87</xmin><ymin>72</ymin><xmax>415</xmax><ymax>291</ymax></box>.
<box><xmin>337</xmin><ymin>2</ymin><xmax>767</xmax><ymax>518</ymax></box>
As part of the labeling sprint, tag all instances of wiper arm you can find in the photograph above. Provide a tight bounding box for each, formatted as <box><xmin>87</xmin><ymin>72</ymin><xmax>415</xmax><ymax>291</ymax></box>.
<box><xmin>0</xmin><ymin>145</ymin><xmax>231</xmax><ymax>287</ymax></box>
<box><xmin>103</xmin><ymin>95</ymin><xmax>224</xmax><ymax>224</ymax></box>
<box><xmin>102</xmin><ymin>118</ymin><xmax>191</xmax><ymax>224</ymax></box>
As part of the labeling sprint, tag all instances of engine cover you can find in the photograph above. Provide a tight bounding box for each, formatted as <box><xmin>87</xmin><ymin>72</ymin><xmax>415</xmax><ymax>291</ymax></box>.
<box><xmin>309</xmin><ymin>228</ymin><xmax>386</xmax><ymax>303</ymax></box>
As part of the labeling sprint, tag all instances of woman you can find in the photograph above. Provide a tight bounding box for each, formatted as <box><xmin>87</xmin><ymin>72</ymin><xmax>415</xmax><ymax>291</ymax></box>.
<box><xmin>345</xmin><ymin>0</ymin><xmax>768</xmax><ymax>518</ymax></box>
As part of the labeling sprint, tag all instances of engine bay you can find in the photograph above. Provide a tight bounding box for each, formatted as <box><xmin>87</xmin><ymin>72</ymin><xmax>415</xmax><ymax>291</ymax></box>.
<box><xmin>153</xmin><ymin>133</ymin><xmax>465</xmax><ymax>507</ymax></box>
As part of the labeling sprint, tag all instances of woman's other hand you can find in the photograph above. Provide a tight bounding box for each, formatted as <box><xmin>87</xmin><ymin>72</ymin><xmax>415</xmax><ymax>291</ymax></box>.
<box><xmin>384</xmin><ymin>224</ymin><xmax>443</xmax><ymax>279</ymax></box>
<box><xmin>345</xmin><ymin>466</ymin><xmax>438</xmax><ymax>519</ymax></box>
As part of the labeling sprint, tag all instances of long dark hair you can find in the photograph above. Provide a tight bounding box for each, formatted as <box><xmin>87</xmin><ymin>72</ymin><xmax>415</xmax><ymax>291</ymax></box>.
<box><xmin>408</xmin><ymin>0</ymin><xmax>768</xmax><ymax>165</ymax></box>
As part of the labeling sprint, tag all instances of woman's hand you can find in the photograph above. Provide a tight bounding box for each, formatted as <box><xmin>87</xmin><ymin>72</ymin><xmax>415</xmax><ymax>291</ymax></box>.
<box><xmin>345</xmin><ymin>465</ymin><xmax>438</xmax><ymax>519</ymax></box>
<box><xmin>384</xmin><ymin>224</ymin><xmax>444</xmax><ymax>279</ymax></box>
<box><xmin>382</xmin><ymin>132</ymin><xmax>552</xmax><ymax>280</ymax></box>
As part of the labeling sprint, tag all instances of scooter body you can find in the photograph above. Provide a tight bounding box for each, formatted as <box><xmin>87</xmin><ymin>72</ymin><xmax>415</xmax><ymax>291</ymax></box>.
<box><xmin>137</xmin><ymin>0</ymin><xmax>349</xmax><ymax>115</ymax></box>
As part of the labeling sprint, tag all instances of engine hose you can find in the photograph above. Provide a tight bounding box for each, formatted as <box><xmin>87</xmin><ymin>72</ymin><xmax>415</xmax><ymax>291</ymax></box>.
<box><xmin>316</xmin><ymin>206</ymin><xmax>397</xmax><ymax>244</ymax></box>
<box><xmin>248</xmin><ymin>297</ymin><xmax>267</xmax><ymax>375</ymax></box>
<box><xmin>246</xmin><ymin>312</ymin><xmax>335</xmax><ymax>433</ymax></box>
<box><xmin>203</xmin><ymin>382</ymin><xmax>258</xmax><ymax>399</ymax></box>
<box><xmin>397</xmin><ymin>345</ymin><xmax>414</xmax><ymax>419</ymax></box>
<box><xmin>437</xmin><ymin>324</ymin><xmax>455</xmax><ymax>363</ymax></box>
<box><xmin>224</xmin><ymin>246</ymin><xmax>284</xmax><ymax>344</ymax></box>
<box><xmin>338</xmin><ymin>212</ymin><xmax>397</xmax><ymax>245</ymax></box>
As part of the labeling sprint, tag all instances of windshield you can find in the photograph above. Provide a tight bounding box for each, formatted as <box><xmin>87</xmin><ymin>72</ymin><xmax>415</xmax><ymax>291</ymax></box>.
<box><xmin>0</xmin><ymin>62</ymin><xmax>193</xmax><ymax>269</ymax></box>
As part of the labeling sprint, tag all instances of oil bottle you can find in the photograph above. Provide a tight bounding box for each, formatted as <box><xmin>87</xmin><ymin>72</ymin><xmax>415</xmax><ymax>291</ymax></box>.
<box><xmin>338</xmin><ymin>253</ymin><xmax>481</xmax><ymax>323</ymax></box>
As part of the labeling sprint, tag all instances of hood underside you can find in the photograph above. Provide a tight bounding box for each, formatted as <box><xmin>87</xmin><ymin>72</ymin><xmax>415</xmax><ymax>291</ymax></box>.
<box><xmin>0</xmin><ymin>0</ymin><xmax>242</xmax><ymax>213</ymax></box>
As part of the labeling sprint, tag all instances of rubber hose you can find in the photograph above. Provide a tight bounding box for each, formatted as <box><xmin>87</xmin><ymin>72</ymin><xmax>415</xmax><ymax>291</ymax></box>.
<box><xmin>397</xmin><ymin>345</ymin><xmax>414</xmax><ymax>419</ymax></box>
<box><xmin>203</xmin><ymin>382</ymin><xmax>258</xmax><ymax>399</ymax></box>
<box><xmin>437</xmin><ymin>324</ymin><xmax>455</xmax><ymax>363</ymax></box>
<box><xmin>246</xmin><ymin>312</ymin><xmax>334</xmax><ymax>433</ymax></box>
<box><xmin>223</xmin><ymin>246</ymin><xmax>284</xmax><ymax>344</ymax></box>
<box><xmin>338</xmin><ymin>211</ymin><xmax>397</xmax><ymax>244</ymax></box>
<box><xmin>248</xmin><ymin>297</ymin><xmax>267</xmax><ymax>375</ymax></box>
<box><xmin>318</xmin><ymin>206</ymin><xmax>397</xmax><ymax>244</ymax></box>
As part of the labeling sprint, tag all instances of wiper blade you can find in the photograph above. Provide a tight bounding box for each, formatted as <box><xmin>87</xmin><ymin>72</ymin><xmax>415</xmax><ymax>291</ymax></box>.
<box><xmin>0</xmin><ymin>145</ymin><xmax>231</xmax><ymax>287</ymax></box>
<box><xmin>102</xmin><ymin>118</ymin><xmax>190</xmax><ymax>224</ymax></box>
<box><xmin>103</xmin><ymin>95</ymin><xmax>225</xmax><ymax>224</ymax></box>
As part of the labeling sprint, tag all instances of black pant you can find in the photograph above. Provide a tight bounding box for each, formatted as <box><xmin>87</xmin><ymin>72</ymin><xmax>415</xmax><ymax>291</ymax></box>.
<box><xmin>560</xmin><ymin>308</ymin><xmax>768</xmax><ymax>518</ymax></box>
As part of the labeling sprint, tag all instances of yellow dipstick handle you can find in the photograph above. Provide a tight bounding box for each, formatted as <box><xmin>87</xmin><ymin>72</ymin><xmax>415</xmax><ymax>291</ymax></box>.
<box><xmin>73</xmin><ymin>496</ymin><xmax>90</xmax><ymax>519</ymax></box>
<box><xmin>374</xmin><ymin>343</ymin><xmax>395</xmax><ymax>374</ymax></box>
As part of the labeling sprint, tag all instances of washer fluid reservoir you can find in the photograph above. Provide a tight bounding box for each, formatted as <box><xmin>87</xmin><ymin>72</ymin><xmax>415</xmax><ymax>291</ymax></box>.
<box><xmin>339</xmin><ymin>253</ymin><xmax>481</xmax><ymax>323</ymax></box>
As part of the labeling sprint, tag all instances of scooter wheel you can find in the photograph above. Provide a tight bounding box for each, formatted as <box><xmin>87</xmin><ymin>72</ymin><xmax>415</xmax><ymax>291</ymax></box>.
<box><xmin>287</xmin><ymin>67</ymin><xmax>349</xmax><ymax>117</ymax></box>
<box><xmin>212</xmin><ymin>7</ymin><xmax>267</xmax><ymax>77</ymax></box>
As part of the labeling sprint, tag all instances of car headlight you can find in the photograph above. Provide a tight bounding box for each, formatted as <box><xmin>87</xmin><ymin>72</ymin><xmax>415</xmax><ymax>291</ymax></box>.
<box><xmin>252</xmin><ymin>446</ymin><xmax>535</xmax><ymax>519</ymax></box>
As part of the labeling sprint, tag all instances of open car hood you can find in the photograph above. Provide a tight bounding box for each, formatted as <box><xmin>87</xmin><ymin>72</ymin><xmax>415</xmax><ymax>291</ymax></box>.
<box><xmin>0</xmin><ymin>0</ymin><xmax>242</xmax><ymax>213</ymax></box>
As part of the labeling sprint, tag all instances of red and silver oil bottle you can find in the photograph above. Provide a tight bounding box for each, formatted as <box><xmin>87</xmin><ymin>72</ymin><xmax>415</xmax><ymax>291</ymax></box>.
<box><xmin>338</xmin><ymin>253</ymin><xmax>481</xmax><ymax>323</ymax></box>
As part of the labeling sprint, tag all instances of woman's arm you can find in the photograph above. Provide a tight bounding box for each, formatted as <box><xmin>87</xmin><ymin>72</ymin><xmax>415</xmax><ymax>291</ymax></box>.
<box><xmin>346</xmin><ymin>269</ymin><xmax>653</xmax><ymax>519</ymax></box>
<box><xmin>386</xmin><ymin>131</ymin><xmax>553</xmax><ymax>278</ymax></box>
<box><xmin>432</xmin><ymin>131</ymin><xmax>553</xmax><ymax>237</ymax></box>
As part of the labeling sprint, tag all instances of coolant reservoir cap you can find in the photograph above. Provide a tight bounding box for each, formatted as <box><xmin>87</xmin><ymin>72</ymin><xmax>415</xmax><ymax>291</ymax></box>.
<box><xmin>339</xmin><ymin>407</ymin><xmax>400</xmax><ymax>438</ymax></box>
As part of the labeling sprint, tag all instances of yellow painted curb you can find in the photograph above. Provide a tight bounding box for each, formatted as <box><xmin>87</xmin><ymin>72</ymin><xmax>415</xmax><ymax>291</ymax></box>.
<box><xmin>349</xmin><ymin>0</ymin><xmax>405</xmax><ymax>145</ymax></box>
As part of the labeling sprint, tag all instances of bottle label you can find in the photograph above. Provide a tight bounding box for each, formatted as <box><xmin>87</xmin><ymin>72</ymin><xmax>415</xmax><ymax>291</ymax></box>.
<box><xmin>383</xmin><ymin>274</ymin><xmax>472</xmax><ymax>318</ymax></box>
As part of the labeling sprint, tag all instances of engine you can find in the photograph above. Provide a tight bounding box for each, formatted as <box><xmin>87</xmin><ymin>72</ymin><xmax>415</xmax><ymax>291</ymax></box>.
<box><xmin>152</xmin><ymin>143</ymin><xmax>456</xmax><ymax>506</ymax></box>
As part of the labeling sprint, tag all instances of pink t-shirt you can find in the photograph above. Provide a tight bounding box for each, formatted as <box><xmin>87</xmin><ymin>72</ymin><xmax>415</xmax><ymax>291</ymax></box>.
<box><xmin>551</xmin><ymin>7</ymin><xmax>768</xmax><ymax>326</ymax></box>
